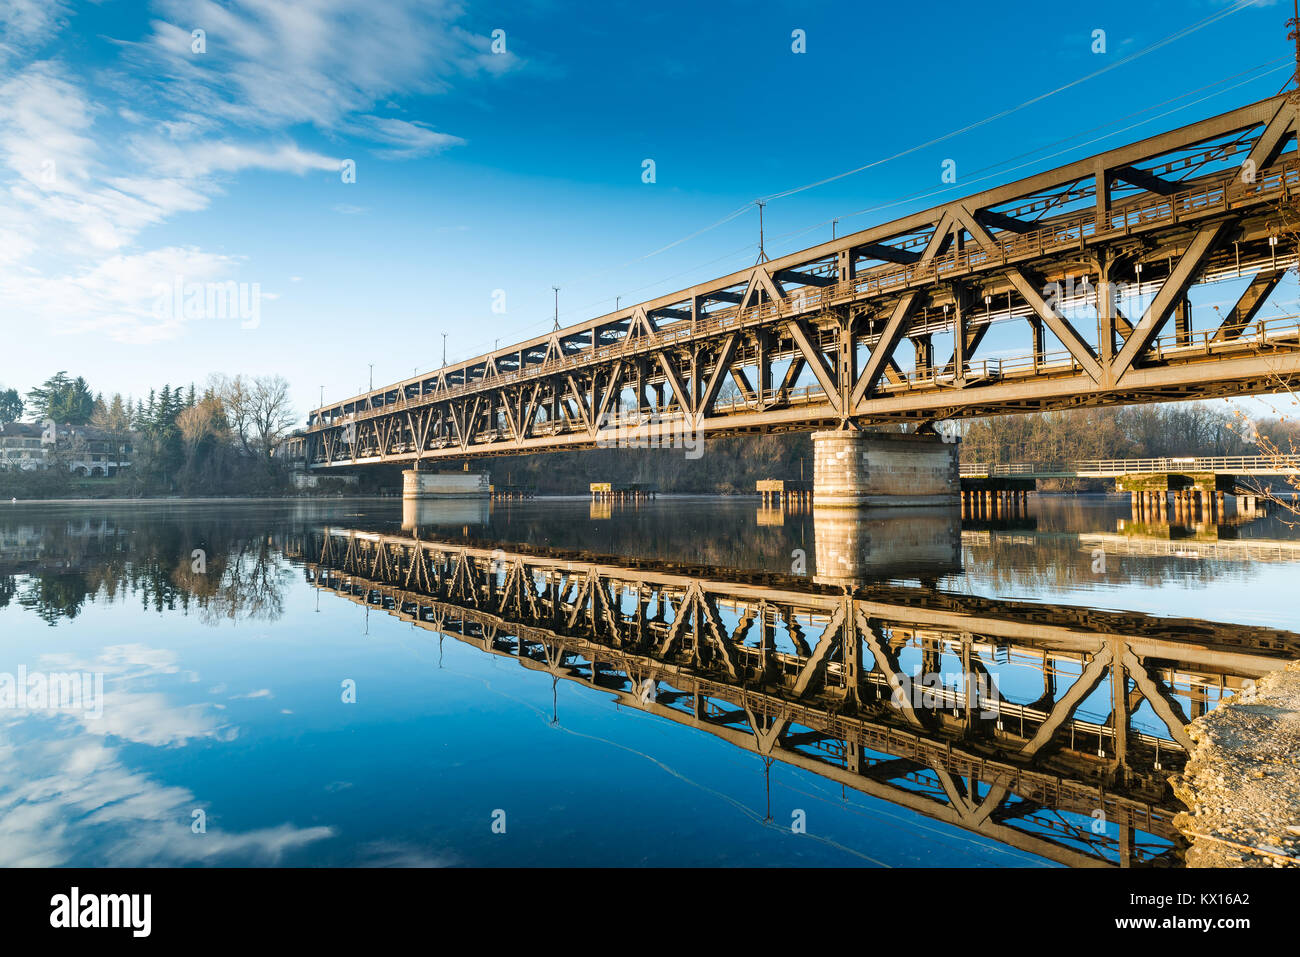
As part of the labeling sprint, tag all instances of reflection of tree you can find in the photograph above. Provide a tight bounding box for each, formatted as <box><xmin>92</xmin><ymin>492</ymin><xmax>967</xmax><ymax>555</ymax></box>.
<box><xmin>17</xmin><ymin>573</ymin><xmax>90</xmax><ymax>624</ymax></box>
<box><xmin>0</xmin><ymin>510</ymin><xmax>292</xmax><ymax>626</ymax></box>
<box><xmin>198</xmin><ymin>541</ymin><xmax>291</xmax><ymax>624</ymax></box>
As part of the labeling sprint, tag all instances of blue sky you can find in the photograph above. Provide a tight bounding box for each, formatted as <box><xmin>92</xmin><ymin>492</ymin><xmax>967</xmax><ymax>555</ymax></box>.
<box><xmin>0</xmin><ymin>0</ymin><xmax>1295</xmax><ymax>420</ymax></box>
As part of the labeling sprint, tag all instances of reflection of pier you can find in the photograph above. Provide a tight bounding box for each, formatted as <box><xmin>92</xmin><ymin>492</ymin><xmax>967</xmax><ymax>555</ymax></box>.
<box><xmin>287</xmin><ymin>527</ymin><xmax>1300</xmax><ymax>867</ymax></box>
<box><xmin>813</xmin><ymin>507</ymin><xmax>961</xmax><ymax>584</ymax></box>
<box><xmin>957</xmin><ymin>522</ymin><xmax>1300</xmax><ymax>565</ymax></box>
<box><xmin>401</xmin><ymin>498</ymin><xmax>490</xmax><ymax>533</ymax></box>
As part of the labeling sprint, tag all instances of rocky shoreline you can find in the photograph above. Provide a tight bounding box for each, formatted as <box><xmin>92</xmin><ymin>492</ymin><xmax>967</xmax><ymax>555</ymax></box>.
<box><xmin>1171</xmin><ymin>660</ymin><xmax>1300</xmax><ymax>867</ymax></box>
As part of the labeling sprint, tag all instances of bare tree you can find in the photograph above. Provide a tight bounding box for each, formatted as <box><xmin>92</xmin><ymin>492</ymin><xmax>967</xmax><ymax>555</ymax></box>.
<box><xmin>214</xmin><ymin>374</ymin><xmax>254</xmax><ymax>457</ymax></box>
<box><xmin>249</xmin><ymin>376</ymin><xmax>296</xmax><ymax>463</ymax></box>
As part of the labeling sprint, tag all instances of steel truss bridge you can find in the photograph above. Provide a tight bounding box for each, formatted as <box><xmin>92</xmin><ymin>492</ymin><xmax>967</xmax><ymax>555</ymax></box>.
<box><xmin>284</xmin><ymin>526</ymin><xmax>1300</xmax><ymax>867</ymax></box>
<box><xmin>302</xmin><ymin>95</ymin><xmax>1300</xmax><ymax>469</ymax></box>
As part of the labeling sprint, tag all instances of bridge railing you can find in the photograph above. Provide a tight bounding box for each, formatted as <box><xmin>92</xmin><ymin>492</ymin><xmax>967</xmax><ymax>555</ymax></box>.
<box><xmin>960</xmin><ymin>463</ymin><xmax>1042</xmax><ymax>476</ymax></box>
<box><xmin>1070</xmin><ymin>455</ymin><xmax>1300</xmax><ymax>475</ymax></box>
<box><xmin>960</xmin><ymin>455</ymin><xmax>1300</xmax><ymax>477</ymax></box>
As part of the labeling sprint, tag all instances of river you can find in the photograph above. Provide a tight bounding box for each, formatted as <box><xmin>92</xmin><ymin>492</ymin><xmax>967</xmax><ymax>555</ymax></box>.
<box><xmin>1</xmin><ymin>494</ymin><xmax>1296</xmax><ymax>867</ymax></box>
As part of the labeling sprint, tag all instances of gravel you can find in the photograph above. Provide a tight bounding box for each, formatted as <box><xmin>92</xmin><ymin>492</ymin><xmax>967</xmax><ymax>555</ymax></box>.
<box><xmin>1170</xmin><ymin>659</ymin><xmax>1300</xmax><ymax>868</ymax></box>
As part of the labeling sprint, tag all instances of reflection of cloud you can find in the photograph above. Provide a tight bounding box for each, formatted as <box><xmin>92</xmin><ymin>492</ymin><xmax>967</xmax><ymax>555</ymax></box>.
<box><xmin>39</xmin><ymin>644</ymin><xmax>233</xmax><ymax>746</ymax></box>
<box><xmin>0</xmin><ymin>640</ymin><xmax>333</xmax><ymax>865</ymax></box>
<box><xmin>84</xmin><ymin>691</ymin><xmax>235</xmax><ymax>747</ymax></box>
<box><xmin>42</xmin><ymin>642</ymin><xmax>179</xmax><ymax>679</ymax></box>
<box><xmin>357</xmin><ymin>840</ymin><xmax>454</xmax><ymax>868</ymax></box>
<box><xmin>0</xmin><ymin>732</ymin><xmax>334</xmax><ymax>866</ymax></box>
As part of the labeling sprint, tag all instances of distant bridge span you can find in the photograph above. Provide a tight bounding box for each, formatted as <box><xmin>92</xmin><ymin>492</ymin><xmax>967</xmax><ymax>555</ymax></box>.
<box><xmin>961</xmin><ymin>455</ymin><xmax>1300</xmax><ymax>479</ymax></box>
<box><xmin>301</xmin><ymin>95</ymin><xmax>1300</xmax><ymax>469</ymax></box>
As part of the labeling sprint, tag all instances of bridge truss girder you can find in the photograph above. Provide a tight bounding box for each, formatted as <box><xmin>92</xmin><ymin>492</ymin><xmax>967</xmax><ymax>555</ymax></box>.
<box><xmin>305</xmin><ymin>95</ymin><xmax>1300</xmax><ymax>468</ymax></box>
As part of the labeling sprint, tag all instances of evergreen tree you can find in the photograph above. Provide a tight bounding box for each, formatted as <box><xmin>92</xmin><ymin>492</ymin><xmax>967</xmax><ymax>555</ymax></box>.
<box><xmin>0</xmin><ymin>386</ymin><xmax>22</xmax><ymax>425</ymax></box>
<box><xmin>26</xmin><ymin>372</ymin><xmax>95</xmax><ymax>424</ymax></box>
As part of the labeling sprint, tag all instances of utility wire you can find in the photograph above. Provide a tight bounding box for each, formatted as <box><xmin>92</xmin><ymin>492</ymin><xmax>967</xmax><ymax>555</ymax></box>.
<box><xmin>763</xmin><ymin>57</ymin><xmax>1292</xmax><ymax>252</ymax></box>
<box><xmin>756</xmin><ymin>0</ymin><xmax>1263</xmax><ymax>205</ymax></box>
<box><xmin>459</xmin><ymin>0</ymin><xmax>1269</xmax><ymax>358</ymax></box>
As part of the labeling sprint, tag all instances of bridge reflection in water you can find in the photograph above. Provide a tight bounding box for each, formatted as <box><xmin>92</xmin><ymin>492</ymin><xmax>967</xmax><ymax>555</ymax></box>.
<box><xmin>283</xmin><ymin>518</ymin><xmax>1300</xmax><ymax>869</ymax></box>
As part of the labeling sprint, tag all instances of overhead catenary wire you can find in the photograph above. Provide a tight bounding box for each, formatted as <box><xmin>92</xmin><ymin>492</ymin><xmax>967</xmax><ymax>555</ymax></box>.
<box><xmin>453</xmin><ymin>1</ymin><xmax>1271</xmax><ymax>363</ymax></box>
<box><xmin>459</xmin><ymin>62</ymin><xmax>1283</xmax><ymax>363</ymax></box>
<box><xmin>755</xmin><ymin>0</ymin><xmax>1264</xmax><ymax>205</ymax></box>
<box><xmin>763</xmin><ymin>57</ymin><xmax>1294</xmax><ymax>252</ymax></box>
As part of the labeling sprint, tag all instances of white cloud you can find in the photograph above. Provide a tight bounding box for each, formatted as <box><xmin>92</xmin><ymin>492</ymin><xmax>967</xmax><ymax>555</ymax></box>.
<box><xmin>0</xmin><ymin>245</ymin><xmax>250</xmax><ymax>343</ymax></box>
<box><xmin>348</xmin><ymin>115</ymin><xmax>465</xmax><ymax>159</ymax></box>
<box><xmin>137</xmin><ymin>137</ymin><xmax>342</xmax><ymax>179</ymax></box>
<box><xmin>0</xmin><ymin>0</ymin><xmax>72</xmax><ymax>67</ymax></box>
<box><xmin>137</xmin><ymin>0</ymin><xmax>520</xmax><ymax>138</ymax></box>
<box><xmin>0</xmin><ymin>1</ymin><xmax>517</xmax><ymax>344</ymax></box>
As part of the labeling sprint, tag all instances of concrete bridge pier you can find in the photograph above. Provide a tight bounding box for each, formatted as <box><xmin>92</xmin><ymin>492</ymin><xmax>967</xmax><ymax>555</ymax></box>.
<box><xmin>402</xmin><ymin>467</ymin><xmax>491</xmax><ymax>499</ymax></box>
<box><xmin>812</xmin><ymin>431</ymin><xmax>959</xmax><ymax>507</ymax></box>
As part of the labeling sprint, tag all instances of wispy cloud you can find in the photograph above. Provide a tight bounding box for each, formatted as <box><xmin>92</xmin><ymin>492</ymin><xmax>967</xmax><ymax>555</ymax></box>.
<box><xmin>0</xmin><ymin>0</ymin><xmax>72</xmax><ymax>67</ymax></box>
<box><xmin>0</xmin><ymin>0</ymin><xmax>519</xmax><ymax>343</ymax></box>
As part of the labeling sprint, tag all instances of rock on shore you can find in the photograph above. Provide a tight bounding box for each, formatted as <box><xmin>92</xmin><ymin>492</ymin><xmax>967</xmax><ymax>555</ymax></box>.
<box><xmin>1171</xmin><ymin>659</ymin><xmax>1300</xmax><ymax>867</ymax></box>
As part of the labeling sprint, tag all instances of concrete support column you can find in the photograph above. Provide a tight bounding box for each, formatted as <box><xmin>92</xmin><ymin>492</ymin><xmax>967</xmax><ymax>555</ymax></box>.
<box><xmin>403</xmin><ymin>469</ymin><xmax>490</xmax><ymax>499</ymax></box>
<box><xmin>812</xmin><ymin>431</ymin><xmax>960</xmax><ymax>508</ymax></box>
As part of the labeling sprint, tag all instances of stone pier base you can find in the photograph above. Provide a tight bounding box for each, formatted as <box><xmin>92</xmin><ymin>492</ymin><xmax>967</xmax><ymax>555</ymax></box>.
<box><xmin>401</xmin><ymin>469</ymin><xmax>490</xmax><ymax>499</ymax></box>
<box><xmin>812</xmin><ymin>431</ymin><xmax>959</xmax><ymax>507</ymax></box>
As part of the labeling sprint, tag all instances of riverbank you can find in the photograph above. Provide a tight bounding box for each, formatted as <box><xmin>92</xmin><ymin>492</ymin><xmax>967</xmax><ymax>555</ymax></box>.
<box><xmin>2</xmin><ymin>494</ymin><xmax>397</xmax><ymax>506</ymax></box>
<box><xmin>1171</xmin><ymin>660</ymin><xmax>1300</xmax><ymax>867</ymax></box>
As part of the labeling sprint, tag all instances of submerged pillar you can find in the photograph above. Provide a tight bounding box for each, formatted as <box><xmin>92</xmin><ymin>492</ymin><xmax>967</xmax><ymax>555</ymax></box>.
<box><xmin>812</xmin><ymin>431</ymin><xmax>959</xmax><ymax>508</ymax></box>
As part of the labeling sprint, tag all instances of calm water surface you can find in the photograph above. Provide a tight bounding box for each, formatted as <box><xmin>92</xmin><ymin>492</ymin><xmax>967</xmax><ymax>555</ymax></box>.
<box><xmin>1</xmin><ymin>495</ymin><xmax>1297</xmax><ymax>867</ymax></box>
